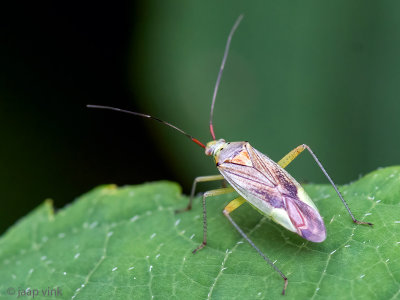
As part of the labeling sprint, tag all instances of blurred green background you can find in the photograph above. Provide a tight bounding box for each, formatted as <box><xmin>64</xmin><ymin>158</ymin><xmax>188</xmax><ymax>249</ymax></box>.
<box><xmin>2</xmin><ymin>1</ymin><xmax>400</xmax><ymax>234</ymax></box>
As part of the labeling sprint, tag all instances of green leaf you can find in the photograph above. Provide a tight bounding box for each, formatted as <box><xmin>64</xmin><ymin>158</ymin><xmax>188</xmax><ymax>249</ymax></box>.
<box><xmin>1</xmin><ymin>167</ymin><xmax>399</xmax><ymax>299</ymax></box>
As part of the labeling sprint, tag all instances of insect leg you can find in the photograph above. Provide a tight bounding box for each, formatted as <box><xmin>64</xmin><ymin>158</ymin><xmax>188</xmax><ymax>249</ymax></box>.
<box><xmin>278</xmin><ymin>144</ymin><xmax>372</xmax><ymax>226</ymax></box>
<box><xmin>277</xmin><ymin>144</ymin><xmax>307</xmax><ymax>169</ymax></box>
<box><xmin>175</xmin><ymin>175</ymin><xmax>224</xmax><ymax>213</ymax></box>
<box><xmin>192</xmin><ymin>187</ymin><xmax>235</xmax><ymax>253</ymax></box>
<box><xmin>223</xmin><ymin>197</ymin><xmax>288</xmax><ymax>295</ymax></box>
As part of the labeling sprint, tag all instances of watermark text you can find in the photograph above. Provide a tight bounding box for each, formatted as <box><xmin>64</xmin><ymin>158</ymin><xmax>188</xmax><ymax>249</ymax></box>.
<box><xmin>6</xmin><ymin>287</ymin><xmax>62</xmax><ymax>298</ymax></box>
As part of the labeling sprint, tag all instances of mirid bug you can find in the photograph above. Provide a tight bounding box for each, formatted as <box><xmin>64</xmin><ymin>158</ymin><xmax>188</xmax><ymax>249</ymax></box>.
<box><xmin>87</xmin><ymin>15</ymin><xmax>373</xmax><ymax>295</ymax></box>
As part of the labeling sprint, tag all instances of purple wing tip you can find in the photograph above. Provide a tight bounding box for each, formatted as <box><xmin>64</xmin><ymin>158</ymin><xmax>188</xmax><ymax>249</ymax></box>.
<box><xmin>285</xmin><ymin>197</ymin><xmax>327</xmax><ymax>243</ymax></box>
<box><xmin>300</xmin><ymin>227</ymin><xmax>326</xmax><ymax>243</ymax></box>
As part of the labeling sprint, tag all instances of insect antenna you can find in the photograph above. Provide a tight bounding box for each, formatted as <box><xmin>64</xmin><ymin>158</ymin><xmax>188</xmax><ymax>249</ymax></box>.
<box><xmin>87</xmin><ymin>105</ymin><xmax>206</xmax><ymax>149</ymax></box>
<box><xmin>209</xmin><ymin>14</ymin><xmax>243</xmax><ymax>140</ymax></box>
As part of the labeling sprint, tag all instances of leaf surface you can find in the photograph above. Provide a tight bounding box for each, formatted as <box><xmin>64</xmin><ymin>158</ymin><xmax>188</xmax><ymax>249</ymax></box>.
<box><xmin>1</xmin><ymin>167</ymin><xmax>399</xmax><ymax>299</ymax></box>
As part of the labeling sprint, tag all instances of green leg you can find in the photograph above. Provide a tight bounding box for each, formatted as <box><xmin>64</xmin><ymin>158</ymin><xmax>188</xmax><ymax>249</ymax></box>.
<box><xmin>192</xmin><ymin>187</ymin><xmax>235</xmax><ymax>253</ymax></box>
<box><xmin>223</xmin><ymin>197</ymin><xmax>288</xmax><ymax>295</ymax></box>
<box><xmin>278</xmin><ymin>144</ymin><xmax>372</xmax><ymax>226</ymax></box>
<box><xmin>175</xmin><ymin>175</ymin><xmax>224</xmax><ymax>213</ymax></box>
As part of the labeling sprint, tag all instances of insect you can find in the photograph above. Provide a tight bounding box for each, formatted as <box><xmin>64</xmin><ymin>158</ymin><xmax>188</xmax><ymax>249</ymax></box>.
<box><xmin>87</xmin><ymin>15</ymin><xmax>373</xmax><ymax>295</ymax></box>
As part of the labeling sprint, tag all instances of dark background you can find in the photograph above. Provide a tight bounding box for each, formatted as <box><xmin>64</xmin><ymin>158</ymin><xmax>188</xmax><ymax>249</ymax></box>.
<box><xmin>2</xmin><ymin>1</ymin><xmax>400</xmax><ymax>234</ymax></box>
<box><xmin>1</xmin><ymin>1</ymin><xmax>174</xmax><ymax>234</ymax></box>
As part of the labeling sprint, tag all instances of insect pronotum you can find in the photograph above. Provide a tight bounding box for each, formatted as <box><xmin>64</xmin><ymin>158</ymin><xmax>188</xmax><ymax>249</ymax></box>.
<box><xmin>87</xmin><ymin>15</ymin><xmax>373</xmax><ymax>295</ymax></box>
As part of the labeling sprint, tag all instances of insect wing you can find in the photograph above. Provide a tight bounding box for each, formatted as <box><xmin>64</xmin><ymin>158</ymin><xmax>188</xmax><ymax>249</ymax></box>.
<box><xmin>218</xmin><ymin>142</ymin><xmax>326</xmax><ymax>242</ymax></box>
